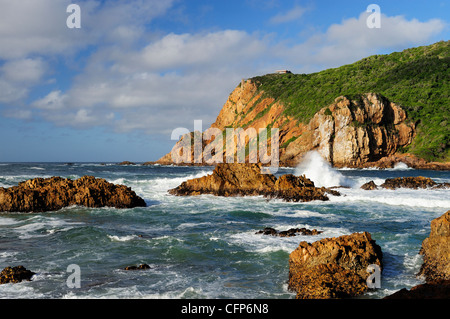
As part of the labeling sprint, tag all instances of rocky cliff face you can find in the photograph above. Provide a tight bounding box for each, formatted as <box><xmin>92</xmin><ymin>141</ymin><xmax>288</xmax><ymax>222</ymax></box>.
<box><xmin>418</xmin><ymin>210</ymin><xmax>450</xmax><ymax>282</ymax></box>
<box><xmin>157</xmin><ymin>80</ymin><xmax>418</xmax><ymax>168</ymax></box>
<box><xmin>284</xmin><ymin>93</ymin><xmax>416</xmax><ymax>167</ymax></box>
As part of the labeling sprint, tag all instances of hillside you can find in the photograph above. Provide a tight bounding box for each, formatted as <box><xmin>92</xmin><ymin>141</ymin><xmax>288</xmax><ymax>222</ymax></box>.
<box><xmin>157</xmin><ymin>41</ymin><xmax>450</xmax><ymax>168</ymax></box>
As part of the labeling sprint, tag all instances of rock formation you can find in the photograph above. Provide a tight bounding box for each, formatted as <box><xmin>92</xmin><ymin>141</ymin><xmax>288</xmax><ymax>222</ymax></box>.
<box><xmin>360</xmin><ymin>177</ymin><xmax>449</xmax><ymax>190</ymax></box>
<box><xmin>156</xmin><ymin>78</ymin><xmax>427</xmax><ymax>169</ymax></box>
<box><xmin>168</xmin><ymin>163</ymin><xmax>335</xmax><ymax>202</ymax></box>
<box><xmin>0</xmin><ymin>176</ymin><xmax>146</xmax><ymax>213</ymax></box>
<box><xmin>124</xmin><ymin>264</ymin><xmax>151</xmax><ymax>271</ymax></box>
<box><xmin>384</xmin><ymin>280</ymin><xmax>450</xmax><ymax>299</ymax></box>
<box><xmin>256</xmin><ymin>227</ymin><xmax>323</xmax><ymax>237</ymax></box>
<box><xmin>288</xmin><ymin>232</ymin><xmax>383</xmax><ymax>299</ymax></box>
<box><xmin>0</xmin><ymin>266</ymin><xmax>35</xmax><ymax>284</ymax></box>
<box><xmin>418</xmin><ymin>210</ymin><xmax>450</xmax><ymax>282</ymax></box>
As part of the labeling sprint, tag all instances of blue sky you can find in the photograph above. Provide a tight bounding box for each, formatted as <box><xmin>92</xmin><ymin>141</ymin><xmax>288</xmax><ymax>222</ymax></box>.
<box><xmin>0</xmin><ymin>0</ymin><xmax>448</xmax><ymax>162</ymax></box>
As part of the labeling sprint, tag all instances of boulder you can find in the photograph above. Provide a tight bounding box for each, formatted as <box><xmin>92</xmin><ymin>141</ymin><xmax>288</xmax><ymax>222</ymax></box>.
<box><xmin>361</xmin><ymin>181</ymin><xmax>378</xmax><ymax>190</ymax></box>
<box><xmin>0</xmin><ymin>266</ymin><xmax>35</xmax><ymax>284</ymax></box>
<box><xmin>169</xmin><ymin>163</ymin><xmax>335</xmax><ymax>202</ymax></box>
<box><xmin>384</xmin><ymin>280</ymin><xmax>450</xmax><ymax>299</ymax></box>
<box><xmin>0</xmin><ymin>176</ymin><xmax>146</xmax><ymax>213</ymax></box>
<box><xmin>418</xmin><ymin>211</ymin><xmax>450</xmax><ymax>282</ymax></box>
<box><xmin>288</xmin><ymin>232</ymin><xmax>383</xmax><ymax>299</ymax></box>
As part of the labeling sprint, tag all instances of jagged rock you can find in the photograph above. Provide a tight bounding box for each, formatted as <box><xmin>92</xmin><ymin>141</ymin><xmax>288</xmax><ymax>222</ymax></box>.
<box><xmin>124</xmin><ymin>264</ymin><xmax>151</xmax><ymax>271</ymax></box>
<box><xmin>418</xmin><ymin>211</ymin><xmax>450</xmax><ymax>282</ymax></box>
<box><xmin>0</xmin><ymin>176</ymin><xmax>147</xmax><ymax>213</ymax></box>
<box><xmin>380</xmin><ymin>176</ymin><xmax>437</xmax><ymax>189</ymax></box>
<box><xmin>0</xmin><ymin>266</ymin><xmax>35</xmax><ymax>284</ymax></box>
<box><xmin>361</xmin><ymin>181</ymin><xmax>378</xmax><ymax>190</ymax></box>
<box><xmin>384</xmin><ymin>280</ymin><xmax>450</xmax><ymax>299</ymax></box>
<box><xmin>168</xmin><ymin>163</ymin><xmax>334</xmax><ymax>202</ymax></box>
<box><xmin>256</xmin><ymin>227</ymin><xmax>323</xmax><ymax>237</ymax></box>
<box><xmin>288</xmin><ymin>232</ymin><xmax>383</xmax><ymax>299</ymax></box>
<box><xmin>118</xmin><ymin>161</ymin><xmax>136</xmax><ymax>165</ymax></box>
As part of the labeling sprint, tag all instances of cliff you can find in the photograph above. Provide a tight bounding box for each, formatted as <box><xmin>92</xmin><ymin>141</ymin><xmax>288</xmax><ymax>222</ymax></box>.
<box><xmin>157</xmin><ymin>41</ymin><xmax>449</xmax><ymax>168</ymax></box>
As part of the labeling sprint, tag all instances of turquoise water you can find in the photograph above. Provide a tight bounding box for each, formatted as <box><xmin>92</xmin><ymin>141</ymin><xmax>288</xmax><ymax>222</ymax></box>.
<box><xmin>0</xmin><ymin>162</ymin><xmax>449</xmax><ymax>299</ymax></box>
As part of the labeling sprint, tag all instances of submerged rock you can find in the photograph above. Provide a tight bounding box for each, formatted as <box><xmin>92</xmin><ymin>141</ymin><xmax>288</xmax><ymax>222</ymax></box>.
<box><xmin>288</xmin><ymin>232</ymin><xmax>383</xmax><ymax>299</ymax></box>
<box><xmin>169</xmin><ymin>163</ymin><xmax>335</xmax><ymax>202</ymax></box>
<box><xmin>0</xmin><ymin>176</ymin><xmax>147</xmax><ymax>213</ymax></box>
<box><xmin>124</xmin><ymin>264</ymin><xmax>151</xmax><ymax>271</ymax></box>
<box><xmin>0</xmin><ymin>266</ymin><xmax>35</xmax><ymax>284</ymax></box>
<box><xmin>256</xmin><ymin>227</ymin><xmax>323</xmax><ymax>237</ymax></box>
<box><xmin>418</xmin><ymin>210</ymin><xmax>450</xmax><ymax>282</ymax></box>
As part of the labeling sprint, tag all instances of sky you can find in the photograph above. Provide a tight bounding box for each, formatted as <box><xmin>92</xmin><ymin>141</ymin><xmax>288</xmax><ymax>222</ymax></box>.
<box><xmin>0</xmin><ymin>0</ymin><xmax>448</xmax><ymax>162</ymax></box>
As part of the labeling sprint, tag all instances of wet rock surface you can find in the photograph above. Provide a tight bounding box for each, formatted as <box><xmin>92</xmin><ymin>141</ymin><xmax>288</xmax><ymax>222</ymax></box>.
<box><xmin>256</xmin><ymin>227</ymin><xmax>323</xmax><ymax>237</ymax></box>
<box><xmin>0</xmin><ymin>266</ymin><xmax>35</xmax><ymax>284</ymax></box>
<box><xmin>288</xmin><ymin>232</ymin><xmax>383</xmax><ymax>299</ymax></box>
<box><xmin>0</xmin><ymin>176</ymin><xmax>147</xmax><ymax>213</ymax></box>
<box><xmin>169</xmin><ymin>163</ymin><xmax>337</xmax><ymax>202</ymax></box>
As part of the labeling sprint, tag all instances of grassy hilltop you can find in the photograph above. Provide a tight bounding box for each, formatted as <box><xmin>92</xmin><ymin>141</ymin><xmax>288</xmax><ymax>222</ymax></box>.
<box><xmin>251</xmin><ymin>41</ymin><xmax>449</xmax><ymax>162</ymax></box>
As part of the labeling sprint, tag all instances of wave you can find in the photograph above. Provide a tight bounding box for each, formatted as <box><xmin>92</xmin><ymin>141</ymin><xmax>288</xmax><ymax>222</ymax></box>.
<box><xmin>294</xmin><ymin>151</ymin><xmax>356</xmax><ymax>188</ymax></box>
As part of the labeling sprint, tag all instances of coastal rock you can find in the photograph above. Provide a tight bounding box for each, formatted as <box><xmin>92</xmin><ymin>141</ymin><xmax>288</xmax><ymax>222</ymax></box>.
<box><xmin>168</xmin><ymin>163</ymin><xmax>334</xmax><ymax>202</ymax></box>
<box><xmin>0</xmin><ymin>176</ymin><xmax>147</xmax><ymax>213</ymax></box>
<box><xmin>361</xmin><ymin>181</ymin><xmax>378</xmax><ymax>190</ymax></box>
<box><xmin>118</xmin><ymin>161</ymin><xmax>136</xmax><ymax>165</ymax></box>
<box><xmin>0</xmin><ymin>266</ymin><xmax>35</xmax><ymax>284</ymax></box>
<box><xmin>124</xmin><ymin>264</ymin><xmax>151</xmax><ymax>271</ymax></box>
<box><xmin>256</xmin><ymin>227</ymin><xmax>323</xmax><ymax>237</ymax></box>
<box><xmin>380</xmin><ymin>176</ymin><xmax>437</xmax><ymax>189</ymax></box>
<box><xmin>288</xmin><ymin>232</ymin><xmax>383</xmax><ymax>299</ymax></box>
<box><xmin>418</xmin><ymin>210</ymin><xmax>450</xmax><ymax>282</ymax></box>
<box><xmin>384</xmin><ymin>280</ymin><xmax>450</xmax><ymax>299</ymax></box>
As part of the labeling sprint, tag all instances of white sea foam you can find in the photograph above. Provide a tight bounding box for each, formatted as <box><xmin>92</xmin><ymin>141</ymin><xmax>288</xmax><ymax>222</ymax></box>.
<box><xmin>294</xmin><ymin>151</ymin><xmax>356</xmax><ymax>188</ymax></box>
<box><xmin>107</xmin><ymin>234</ymin><xmax>138</xmax><ymax>242</ymax></box>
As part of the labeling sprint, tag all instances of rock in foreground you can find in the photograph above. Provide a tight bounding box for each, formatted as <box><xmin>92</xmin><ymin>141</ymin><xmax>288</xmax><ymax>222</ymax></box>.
<box><xmin>0</xmin><ymin>176</ymin><xmax>146</xmax><ymax>213</ymax></box>
<box><xmin>168</xmin><ymin>163</ymin><xmax>335</xmax><ymax>202</ymax></box>
<box><xmin>384</xmin><ymin>280</ymin><xmax>450</xmax><ymax>299</ymax></box>
<box><xmin>418</xmin><ymin>210</ymin><xmax>450</xmax><ymax>282</ymax></box>
<box><xmin>0</xmin><ymin>266</ymin><xmax>35</xmax><ymax>284</ymax></box>
<box><xmin>288</xmin><ymin>232</ymin><xmax>383</xmax><ymax>299</ymax></box>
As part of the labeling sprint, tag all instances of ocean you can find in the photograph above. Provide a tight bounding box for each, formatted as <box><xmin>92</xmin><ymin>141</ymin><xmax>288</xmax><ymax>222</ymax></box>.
<box><xmin>0</xmin><ymin>159</ymin><xmax>449</xmax><ymax>299</ymax></box>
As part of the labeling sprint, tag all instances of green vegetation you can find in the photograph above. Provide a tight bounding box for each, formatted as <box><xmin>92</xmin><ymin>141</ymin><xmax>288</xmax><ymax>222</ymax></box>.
<box><xmin>250</xmin><ymin>41</ymin><xmax>450</xmax><ymax>162</ymax></box>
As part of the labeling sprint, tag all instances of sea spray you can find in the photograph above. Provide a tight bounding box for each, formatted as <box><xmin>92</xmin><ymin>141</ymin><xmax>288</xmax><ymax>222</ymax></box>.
<box><xmin>294</xmin><ymin>151</ymin><xmax>355</xmax><ymax>188</ymax></box>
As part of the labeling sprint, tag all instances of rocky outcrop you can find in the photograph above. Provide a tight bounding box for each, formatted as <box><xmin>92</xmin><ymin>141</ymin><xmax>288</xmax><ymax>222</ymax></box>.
<box><xmin>384</xmin><ymin>280</ymin><xmax>450</xmax><ymax>299</ymax></box>
<box><xmin>157</xmin><ymin>81</ymin><xmax>424</xmax><ymax>169</ymax></box>
<box><xmin>0</xmin><ymin>266</ymin><xmax>35</xmax><ymax>284</ymax></box>
<box><xmin>284</xmin><ymin>93</ymin><xmax>415</xmax><ymax>167</ymax></box>
<box><xmin>361</xmin><ymin>177</ymin><xmax>449</xmax><ymax>190</ymax></box>
<box><xmin>168</xmin><ymin>163</ymin><xmax>335</xmax><ymax>202</ymax></box>
<box><xmin>357</xmin><ymin>154</ymin><xmax>450</xmax><ymax>170</ymax></box>
<box><xmin>418</xmin><ymin>211</ymin><xmax>450</xmax><ymax>282</ymax></box>
<box><xmin>0</xmin><ymin>176</ymin><xmax>147</xmax><ymax>213</ymax></box>
<box><xmin>288</xmin><ymin>232</ymin><xmax>383</xmax><ymax>299</ymax></box>
<box><xmin>256</xmin><ymin>227</ymin><xmax>323</xmax><ymax>237</ymax></box>
<box><xmin>124</xmin><ymin>264</ymin><xmax>151</xmax><ymax>271</ymax></box>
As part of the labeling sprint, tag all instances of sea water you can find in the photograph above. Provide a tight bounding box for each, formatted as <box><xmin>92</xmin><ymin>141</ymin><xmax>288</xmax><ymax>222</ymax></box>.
<box><xmin>0</xmin><ymin>159</ymin><xmax>449</xmax><ymax>299</ymax></box>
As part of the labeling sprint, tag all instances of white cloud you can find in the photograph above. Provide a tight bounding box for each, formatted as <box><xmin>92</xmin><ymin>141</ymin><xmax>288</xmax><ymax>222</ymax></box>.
<box><xmin>280</xmin><ymin>12</ymin><xmax>447</xmax><ymax>71</ymax></box>
<box><xmin>270</xmin><ymin>5</ymin><xmax>307</xmax><ymax>24</ymax></box>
